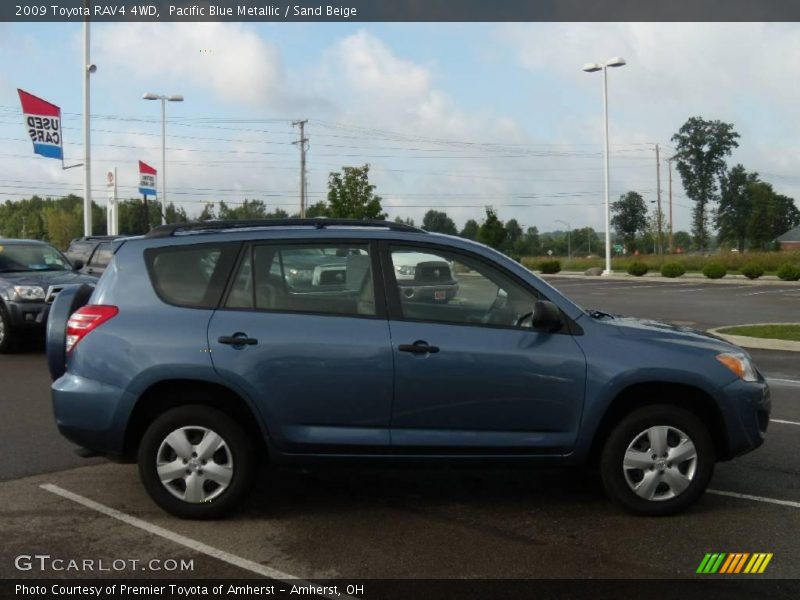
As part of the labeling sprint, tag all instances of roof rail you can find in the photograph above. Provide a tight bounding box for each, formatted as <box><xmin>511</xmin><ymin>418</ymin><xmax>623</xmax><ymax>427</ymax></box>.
<box><xmin>144</xmin><ymin>218</ymin><xmax>425</xmax><ymax>238</ymax></box>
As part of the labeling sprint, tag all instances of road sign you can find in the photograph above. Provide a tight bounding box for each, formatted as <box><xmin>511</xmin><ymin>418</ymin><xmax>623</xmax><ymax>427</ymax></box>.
<box><xmin>613</xmin><ymin>244</ymin><xmax>624</xmax><ymax>253</ymax></box>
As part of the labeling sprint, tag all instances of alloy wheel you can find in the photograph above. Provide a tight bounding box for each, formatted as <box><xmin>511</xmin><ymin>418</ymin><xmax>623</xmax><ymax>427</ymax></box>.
<box><xmin>622</xmin><ymin>425</ymin><xmax>698</xmax><ymax>501</ymax></box>
<box><xmin>156</xmin><ymin>426</ymin><xmax>234</xmax><ymax>503</ymax></box>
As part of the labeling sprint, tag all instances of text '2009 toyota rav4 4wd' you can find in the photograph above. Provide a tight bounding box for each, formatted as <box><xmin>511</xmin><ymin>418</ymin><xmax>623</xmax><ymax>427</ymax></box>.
<box><xmin>47</xmin><ymin>219</ymin><xmax>770</xmax><ymax>519</ymax></box>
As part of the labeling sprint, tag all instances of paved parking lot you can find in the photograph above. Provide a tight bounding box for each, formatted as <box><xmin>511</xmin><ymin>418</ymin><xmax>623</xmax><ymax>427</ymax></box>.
<box><xmin>1</xmin><ymin>277</ymin><xmax>798</xmax><ymax>582</ymax></box>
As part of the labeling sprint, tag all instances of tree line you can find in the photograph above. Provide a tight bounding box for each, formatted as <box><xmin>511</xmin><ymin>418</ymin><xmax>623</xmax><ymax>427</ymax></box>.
<box><xmin>3</xmin><ymin>128</ymin><xmax>797</xmax><ymax>257</ymax></box>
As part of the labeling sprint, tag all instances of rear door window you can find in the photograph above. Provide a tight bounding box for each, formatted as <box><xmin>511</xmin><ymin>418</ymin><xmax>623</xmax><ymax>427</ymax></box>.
<box><xmin>225</xmin><ymin>243</ymin><xmax>377</xmax><ymax>317</ymax></box>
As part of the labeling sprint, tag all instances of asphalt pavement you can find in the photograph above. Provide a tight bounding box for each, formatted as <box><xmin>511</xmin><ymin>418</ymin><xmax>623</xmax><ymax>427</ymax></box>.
<box><xmin>1</xmin><ymin>277</ymin><xmax>798</xmax><ymax>581</ymax></box>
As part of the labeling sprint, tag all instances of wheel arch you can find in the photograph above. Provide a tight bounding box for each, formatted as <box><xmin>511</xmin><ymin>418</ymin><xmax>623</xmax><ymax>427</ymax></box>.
<box><xmin>122</xmin><ymin>379</ymin><xmax>270</xmax><ymax>463</ymax></box>
<box><xmin>587</xmin><ymin>381</ymin><xmax>730</xmax><ymax>465</ymax></box>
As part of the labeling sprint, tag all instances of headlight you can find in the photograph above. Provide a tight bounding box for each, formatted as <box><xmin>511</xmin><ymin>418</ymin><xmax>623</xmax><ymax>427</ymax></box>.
<box><xmin>12</xmin><ymin>285</ymin><xmax>46</xmax><ymax>301</ymax></box>
<box><xmin>395</xmin><ymin>265</ymin><xmax>416</xmax><ymax>277</ymax></box>
<box><xmin>716</xmin><ymin>352</ymin><xmax>758</xmax><ymax>382</ymax></box>
<box><xmin>286</xmin><ymin>268</ymin><xmax>313</xmax><ymax>282</ymax></box>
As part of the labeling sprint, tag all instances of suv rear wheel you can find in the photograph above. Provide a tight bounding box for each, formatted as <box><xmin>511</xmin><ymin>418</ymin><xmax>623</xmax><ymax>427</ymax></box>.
<box><xmin>138</xmin><ymin>405</ymin><xmax>255</xmax><ymax>519</ymax></box>
<box><xmin>600</xmin><ymin>405</ymin><xmax>715</xmax><ymax>516</ymax></box>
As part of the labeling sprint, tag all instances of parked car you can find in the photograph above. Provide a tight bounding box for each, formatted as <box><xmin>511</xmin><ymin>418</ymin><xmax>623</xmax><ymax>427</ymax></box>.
<box><xmin>47</xmin><ymin>219</ymin><xmax>770</xmax><ymax>519</ymax></box>
<box><xmin>65</xmin><ymin>235</ymin><xmax>121</xmax><ymax>277</ymax></box>
<box><xmin>392</xmin><ymin>250</ymin><xmax>459</xmax><ymax>303</ymax></box>
<box><xmin>0</xmin><ymin>239</ymin><xmax>98</xmax><ymax>352</ymax></box>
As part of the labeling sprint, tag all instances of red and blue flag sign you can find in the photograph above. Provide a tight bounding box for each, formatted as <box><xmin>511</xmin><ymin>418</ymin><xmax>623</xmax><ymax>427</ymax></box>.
<box><xmin>17</xmin><ymin>89</ymin><xmax>63</xmax><ymax>160</ymax></box>
<box><xmin>138</xmin><ymin>161</ymin><xmax>157</xmax><ymax>196</ymax></box>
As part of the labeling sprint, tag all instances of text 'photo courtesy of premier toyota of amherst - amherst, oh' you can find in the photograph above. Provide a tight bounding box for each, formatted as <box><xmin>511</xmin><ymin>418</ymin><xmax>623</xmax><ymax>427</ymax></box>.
<box><xmin>1</xmin><ymin>1</ymin><xmax>800</xmax><ymax>598</ymax></box>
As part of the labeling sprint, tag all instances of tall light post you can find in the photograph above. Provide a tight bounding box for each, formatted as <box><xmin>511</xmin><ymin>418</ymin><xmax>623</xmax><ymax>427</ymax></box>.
<box><xmin>142</xmin><ymin>93</ymin><xmax>183</xmax><ymax>225</ymax></box>
<box><xmin>583</xmin><ymin>57</ymin><xmax>626</xmax><ymax>275</ymax></box>
<box><xmin>556</xmin><ymin>219</ymin><xmax>571</xmax><ymax>259</ymax></box>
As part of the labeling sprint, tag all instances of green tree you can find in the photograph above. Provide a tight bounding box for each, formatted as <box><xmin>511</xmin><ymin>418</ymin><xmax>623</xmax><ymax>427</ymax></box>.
<box><xmin>671</xmin><ymin>117</ymin><xmax>740</xmax><ymax>251</ymax></box>
<box><xmin>572</xmin><ymin>227</ymin><xmax>601</xmax><ymax>255</ymax></box>
<box><xmin>477</xmin><ymin>207</ymin><xmax>507</xmax><ymax>250</ymax></box>
<box><xmin>197</xmin><ymin>202</ymin><xmax>216</xmax><ymax>221</ymax></box>
<box><xmin>305</xmin><ymin>201</ymin><xmax>329</xmax><ymax>218</ymax></box>
<box><xmin>327</xmin><ymin>164</ymin><xmax>386</xmax><ymax>219</ymax></box>
<box><xmin>43</xmin><ymin>206</ymin><xmax>82</xmax><ymax>249</ymax></box>
<box><xmin>460</xmin><ymin>219</ymin><xmax>479</xmax><ymax>240</ymax></box>
<box><xmin>502</xmin><ymin>218</ymin><xmax>523</xmax><ymax>254</ymax></box>
<box><xmin>393</xmin><ymin>216</ymin><xmax>416</xmax><ymax>226</ymax></box>
<box><xmin>514</xmin><ymin>226</ymin><xmax>541</xmax><ymax>256</ymax></box>
<box><xmin>747</xmin><ymin>182</ymin><xmax>800</xmax><ymax>249</ymax></box>
<box><xmin>422</xmin><ymin>210</ymin><xmax>457</xmax><ymax>235</ymax></box>
<box><xmin>716</xmin><ymin>165</ymin><xmax>757</xmax><ymax>251</ymax></box>
<box><xmin>611</xmin><ymin>191</ymin><xmax>648</xmax><ymax>252</ymax></box>
<box><xmin>672</xmin><ymin>230</ymin><xmax>692</xmax><ymax>253</ymax></box>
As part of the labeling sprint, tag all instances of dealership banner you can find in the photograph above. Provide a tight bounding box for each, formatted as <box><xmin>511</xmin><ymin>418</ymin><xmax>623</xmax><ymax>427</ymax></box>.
<box><xmin>138</xmin><ymin>161</ymin><xmax>157</xmax><ymax>196</ymax></box>
<box><xmin>17</xmin><ymin>89</ymin><xmax>63</xmax><ymax>160</ymax></box>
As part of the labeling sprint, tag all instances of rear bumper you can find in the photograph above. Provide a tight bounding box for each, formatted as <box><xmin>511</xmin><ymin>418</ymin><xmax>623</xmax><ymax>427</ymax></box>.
<box><xmin>718</xmin><ymin>378</ymin><xmax>771</xmax><ymax>459</ymax></box>
<box><xmin>52</xmin><ymin>373</ymin><xmax>132</xmax><ymax>456</ymax></box>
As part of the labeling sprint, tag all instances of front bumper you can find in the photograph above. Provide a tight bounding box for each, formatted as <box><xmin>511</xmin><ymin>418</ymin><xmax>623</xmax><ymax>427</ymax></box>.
<box><xmin>5</xmin><ymin>300</ymin><xmax>48</xmax><ymax>328</ymax></box>
<box><xmin>718</xmin><ymin>378</ymin><xmax>771</xmax><ymax>459</ymax></box>
<box><xmin>397</xmin><ymin>282</ymin><xmax>459</xmax><ymax>303</ymax></box>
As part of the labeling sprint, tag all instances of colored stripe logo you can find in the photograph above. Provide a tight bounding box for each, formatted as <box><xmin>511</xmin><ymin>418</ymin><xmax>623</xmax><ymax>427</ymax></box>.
<box><xmin>697</xmin><ymin>552</ymin><xmax>773</xmax><ymax>574</ymax></box>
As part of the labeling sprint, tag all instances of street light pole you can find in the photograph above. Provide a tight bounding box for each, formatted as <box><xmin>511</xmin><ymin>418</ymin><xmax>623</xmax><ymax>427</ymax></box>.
<box><xmin>82</xmin><ymin>17</ymin><xmax>92</xmax><ymax>236</ymax></box>
<box><xmin>556</xmin><ymin>219</ymin><xmax>571</xmax><ymax>259</ymax></box>
<box><xmin>602</xmin><ymin>65</ymin><xmax>611</xmax><ymax>272</ymax></box>
<box><xmin>583</xmin><ymin>57</ymin><xmax>626</xmax><ymax>275</ymax></box>
<box><xmin>143</xmin><ymin>93</ymin><xmax>183</xmax><ymax>225</ymax></box>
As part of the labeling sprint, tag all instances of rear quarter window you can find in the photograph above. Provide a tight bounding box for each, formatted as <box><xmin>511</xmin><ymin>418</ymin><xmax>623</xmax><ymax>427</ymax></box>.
<box><xmin>145</xmin><ymin>242</ymin><xmax>239</xmax><ymax>308</ymax></box>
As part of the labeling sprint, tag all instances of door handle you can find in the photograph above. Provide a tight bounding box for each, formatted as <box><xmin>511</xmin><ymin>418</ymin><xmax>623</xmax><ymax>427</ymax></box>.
<box><xmin>218</xmin><ymin>334</ymin><xmax>258</xmax><ymax>346</ymax></box>
<box><xmin>399</xmin><ymin>341</ymin><xmax>439</xmax><ymax>354</ymax></box>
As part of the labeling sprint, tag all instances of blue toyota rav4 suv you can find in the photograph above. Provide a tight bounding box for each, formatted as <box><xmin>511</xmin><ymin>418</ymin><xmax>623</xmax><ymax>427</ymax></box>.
<box><xmin>47</xmin><ymin>219</ymin><xmax>770</xmax><ymax>519</ymax></box>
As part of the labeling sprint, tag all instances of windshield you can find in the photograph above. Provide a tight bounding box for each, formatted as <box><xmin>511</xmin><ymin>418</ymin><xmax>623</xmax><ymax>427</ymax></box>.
<box><xmin>0</xmin><ymin>244</ymin><xmax>70</xmax><ymax>273</ymax></box>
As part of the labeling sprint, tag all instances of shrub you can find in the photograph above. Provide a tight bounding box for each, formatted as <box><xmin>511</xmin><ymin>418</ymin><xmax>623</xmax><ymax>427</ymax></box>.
<box><xmin>740</xmin><ymin>262</ymin><xmax>764</xmax><ymax>280</ymax></box>
<box><xmin>627</xmin><ymin>261</ymin><xmax>648</xmax><ymax>276</ymax></box>
<box><xmin>538</xmin><ymin>259</ymin><xmax>561</xmax><ymax>274</ymax></box>
<box><xmin>661</xmin><ymin>262</ymin><xmax>686</xmax><ymax>278</ymax></box>
<box><xmin>777</xmin><ymin>263</ymin><xmax>800</xmax><ymax>281</ymax></box>
<box><xmin>702</xmin><ymin>262</ymin><xmax>727</xmax><ymax>279</ymax></box>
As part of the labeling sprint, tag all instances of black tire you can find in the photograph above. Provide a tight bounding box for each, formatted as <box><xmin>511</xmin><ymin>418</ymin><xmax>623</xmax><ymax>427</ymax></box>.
<box><xmin>0</xmin><ymin>303</ymin><xmax>15</xmax><ymax>353</ymax></box>
<box><xmin>600</xmin><ymin>405</ymin><xmax>715</xmax><ymax>516</ymax></box>
<box><xmin>138</xmin><ymin>405</ymin><xmax>255</xmax><ymax>519</ymax></box>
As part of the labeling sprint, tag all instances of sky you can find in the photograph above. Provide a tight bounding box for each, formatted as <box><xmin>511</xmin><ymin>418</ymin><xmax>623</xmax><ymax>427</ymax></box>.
<box><xmin>1</xmin><ymin>21</ymin><xmax>799</xmax><ymax>234</ymax></box>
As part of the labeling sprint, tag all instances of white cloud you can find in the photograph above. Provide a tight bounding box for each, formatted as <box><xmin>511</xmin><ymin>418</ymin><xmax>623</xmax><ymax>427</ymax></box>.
<box><xmin>94</xmin><ymin>22</ymin><xmax>283</xmax><ymax>106</ymax></box>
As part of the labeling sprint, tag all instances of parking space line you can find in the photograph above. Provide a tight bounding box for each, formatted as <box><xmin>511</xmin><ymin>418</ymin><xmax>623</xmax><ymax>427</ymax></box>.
<box><xmin>739</xmin><ymin>290</ymin><xmax>786</xmax><ymax>296</ymax></box>
<box><xmin>708</xmin><ymin>489</ymin><xmax>800</xmax><ymax>509</ymax></box>
<box><xmin>40</xmin><ymin>484</ymin><xmax>303</xmax><ymax>581</ymax></box>
<box><xmin>771</xmin><ymin>419</ymin><xmax>800</xmax><ymax>426</ymax></box>
<box><xmin>767</xmin><ymin>378</ymin><xmax>800</xmax><ymax>387</ymax></box>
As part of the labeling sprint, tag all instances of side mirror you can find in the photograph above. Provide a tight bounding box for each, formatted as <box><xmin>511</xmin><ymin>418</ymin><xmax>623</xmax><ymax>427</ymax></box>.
<box><xmin>531</xmin><ymin>300</ymin><xmax>563</xmax><ymax>332</ymax></box>
<box><xmin>72</xmin><ymin>259</ymin><xmax>84</xmax><ymax>271</ymax></box>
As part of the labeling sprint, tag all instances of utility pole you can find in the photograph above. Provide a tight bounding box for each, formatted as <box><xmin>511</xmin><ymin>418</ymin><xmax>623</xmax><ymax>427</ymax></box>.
<box><xmin>655</xmin><ymin>143</ymin><xmax>663</xmax><ymax>255</ymax></box>
<box><xmin>22</xmin><ymin>217</ymin><xmax>27</xmax><ymax>239</ymax></box>
<box><xmin>667</xmin><ymin>157</ymin><xmax>674</xmax><ymax>254</ymax></box>
<box><xmin>292</xmin><ymin>120</ymin><xmax>309</xmax><ymax>218</ymax></box>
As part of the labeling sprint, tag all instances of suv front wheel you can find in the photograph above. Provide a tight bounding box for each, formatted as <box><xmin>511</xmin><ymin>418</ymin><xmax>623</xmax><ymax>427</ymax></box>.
<box><xmin>138</xmin><ymin>405</ymin><xmax>255</xmax><ymax>519</ymax></box>
<box><xmin>600</xmin><ymin>405</ymin><xmax>715</xmax><ymax>516</ymax></box>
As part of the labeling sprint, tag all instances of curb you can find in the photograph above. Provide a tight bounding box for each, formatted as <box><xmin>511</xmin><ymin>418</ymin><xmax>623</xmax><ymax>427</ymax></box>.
<box><xmin>707</xmin><ymin>324</ymin><xmax>800</xmax><ymax>352</ymax></box>
<box><xmin>538</xmin><ymin>272</ymin><xmax>798</xmax><ymax>286</ymax></box>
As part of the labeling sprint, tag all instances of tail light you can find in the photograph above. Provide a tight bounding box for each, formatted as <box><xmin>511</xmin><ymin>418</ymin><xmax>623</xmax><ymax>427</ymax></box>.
<box><xmin>66</xmin><ymin>305</ymin><xmax>119</xmax><ymax>353</ymax></box>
